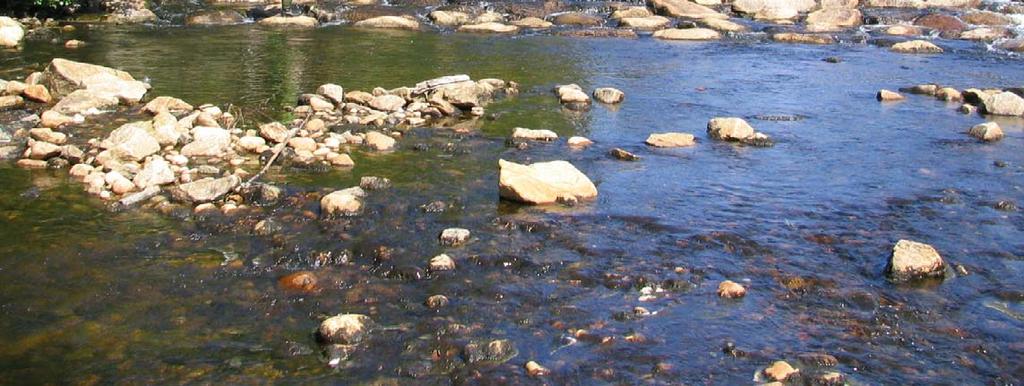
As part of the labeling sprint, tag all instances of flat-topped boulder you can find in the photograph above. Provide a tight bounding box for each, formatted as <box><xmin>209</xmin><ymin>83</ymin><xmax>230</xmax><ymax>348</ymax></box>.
<box><xmin>353</xmin><ymin>16</ymin><xmax>420</xmax><ymax>30</ymax></box>
<box><xmin>498</xmin><ymin>159</ymin><xmax>598</xmax><ymax>205</ymax></box>
<box><xmin>646</xmin><ymin>132</ymin><xmax>696</xmax><ymax>147</ymax></box>
<box><xmin>258</xmin><ymin>15</ymin><xmax>318</xmax><ymax>28</ymax></box>
<box><xmin>980</xmin><ymin>91</ymin><xmax>1024</xmax><ymax>116</ymax></box>
<box><xmin>186</xmin><ymin>10</ymin><xmax>246</xmax><ymax>26</ymax></box>
<box><xmin>772</xmin><ymin>33</ymin><xmax>835</xmax><ymax>44</ymax></box>
<box><xmin>654</xmin><ymin>28</ymin><xmax>721</xmax><ymax>40</ymax></box>
<box><xmin>43</xmin><ymin>58</ymin><xmax>138</xmax><ymax>99</ymax></box>
<box><xmin>891</xmin><ymin>40</ymin><xmax>943</xmax><ymax>54</ymax></box>
<box><xmin>887</xmin><ymin>240</ymin><xmax>945</xmax><ymax>281</ymax></box>
<box><xmin>52</xmin><ymin>89</ymin><xmax>119</xmax><ymax>115</ymax></box>
<box><xmin>458</xmin><ymin>22</ymin><xmax>519</xmax><ymax>33</ymax></box>
<box><xmin>649</xmin><ymin>0</ymin><xmax>727</xmax><ymax>19</ymax></box>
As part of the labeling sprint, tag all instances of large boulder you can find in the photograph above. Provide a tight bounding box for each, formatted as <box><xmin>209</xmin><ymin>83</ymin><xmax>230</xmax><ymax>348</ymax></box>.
<box><xmin>649</xmin><ymin>0</ymin><xmax>728</xmax><ymax>19</ymax></box>
<box><xmin>968</xmin><ymin>122</ymin><xmax>1003</xmax><ymax>142</ymax></box>
<box><xmin>887</xmin><ymin>240</ymin><xmax>945</xmax><ymax>280</ymax></box>
<box><xmin>0</xmin><ymin>17</ymin><xmax>24</xmax><ymax>47</ymax></box>
<box><xmin>498</xmin><ymin>159</ymin><xmax>598</xmax><ymax>205</ymax></box>
<box><xmin>353</xmin><ymin>16</ymin><xmax>420</xmax><ymax>30</ymax></box>
<box><xmin>43</xmin><ymin>58</ymin><xmax>138</xmax><ymax>99</ymax></box>
<box><xmin>172</xmin><ymin>175</ymin><xmax>241</xmax><ymax>203</ymax></box>
<box><xmin>52</xmin><ymin>89</ymin><xmax>119</xmax><ymax>115</ymax></box>
<box><xmin>104</xmin><ymin>121</ymin><xmax>161</xmax><ymax>161</ymax></box>
<box><xmin>181</xmin><ymin>126</ymin><xmax>232</xmax><ymax>157</ymax></box>
<box><xmin>980</xmin><ymin>91</ymin><xmax>1024</xmax><ymax>116</ymax></box>
<box><xmin>81</xmin><ymin>72</ymin><xmax>148</xmax><ymax>103</ymax></box>
<box><xmin>185</xmin><ymin>10</ymin><xmax>246</xmax><ymax>26</ymax></box>
<box><xmin>646</xmin><ymin>132</ymin><xmax>696</xmax><ymax>147</ymax></box>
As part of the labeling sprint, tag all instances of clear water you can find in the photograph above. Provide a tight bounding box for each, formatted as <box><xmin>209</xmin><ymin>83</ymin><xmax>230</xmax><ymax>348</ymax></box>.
<box><xmin>1</xmin><ymin>24</ymin><xmax>1023</xmax><ymax>384</ymax></box>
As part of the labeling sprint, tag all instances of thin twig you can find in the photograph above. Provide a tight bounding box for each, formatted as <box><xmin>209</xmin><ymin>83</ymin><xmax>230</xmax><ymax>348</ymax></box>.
<box><xmin>242</xmin><ymin>112</ymin><xmax>312</xmax><ymax>187</ymax></box>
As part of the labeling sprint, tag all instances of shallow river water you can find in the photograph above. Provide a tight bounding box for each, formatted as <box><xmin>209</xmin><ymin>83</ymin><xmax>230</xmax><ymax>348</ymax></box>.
<box><xmin>1</xmin><ymin>24</ymin><xmax>1024</xmax><ymax>384</ymax></box>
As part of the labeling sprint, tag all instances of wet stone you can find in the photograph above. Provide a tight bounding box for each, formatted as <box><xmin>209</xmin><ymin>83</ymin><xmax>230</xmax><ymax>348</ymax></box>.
<box><xmin>464</xmin><ymin>339</ymin><xmax>518</xmax><ymax>364</ymax></box>
<box><xmin>887</xmin><ymin>239</ymin><xmax>945</xmax><ymax>281</ymax></box>
<box><xmin>763</xmin><ymin>360</ymin><xmax>798</xmax><ymax>382</ymax></box>
<box><xmin>717</xmin><ymin>280</ymin><xmax>746</xmax><ymax>298</ymax></box>
<box><xmin>609</xmin><ymin>148</ymin><xmax>640</xmax><ymax>161</ymax></box>
<box><xmin>317</xmin><ymin>314</ymin><xmax>375</xmax><ymax>345</ymax></box>
<box><xmin>429</xmin><ymin>253</ymin><xmax>456</xmax><ymax>271</ymax></box>
<box><xmin>359</xmin><ymin>176</ymin><xmax>392</xmax><ymax>190</ymax></box>
<box><xmin>278</xmin><ymin>271</ymin><xmax>319</xmax><ymax>293</ymax></box>
<box><xmin>439</xmin><ymin>228</ymin><xmax>470</xmax><ymax>246</ymax></box>
<box><xmin>425</xmin><ymin>294</ymin><xmax>449</xmax><ymax>309</ymax></box>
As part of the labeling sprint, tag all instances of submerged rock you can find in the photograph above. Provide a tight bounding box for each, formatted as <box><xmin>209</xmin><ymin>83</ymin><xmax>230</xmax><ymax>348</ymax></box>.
<box><xmin>887</xmin><ymin>239</ymin><xmax>945</xmax><ymax>281</ymax></box>
<box><xmin>498</xmin><ymin>159</ymin><xmax>598</xmax><ymax>205</ymax></box>
<box><xmin>968</xmin><ymin>122</ymin><xmax>1003</xmax><ymax>142</ymax></box>
<box><xmin>464</xmin><ymin>339</ymin><xmax>518</xmax><ymax>364</ymax></box>
<box><xmin>318</xmin><ymin>314</ymin><xmax>374</xmax><ymax>345</ymax></box>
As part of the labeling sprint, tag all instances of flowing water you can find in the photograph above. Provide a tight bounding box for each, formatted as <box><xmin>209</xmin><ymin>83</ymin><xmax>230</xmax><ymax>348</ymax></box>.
<box><xmin>1</xmin><ymin>24</ymin><xmax>1024</xmax><ymax>384</ymax></box>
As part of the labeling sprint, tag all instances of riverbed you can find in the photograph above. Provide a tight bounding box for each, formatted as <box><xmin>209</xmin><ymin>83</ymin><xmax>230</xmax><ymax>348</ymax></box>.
<box><xmin>1</xmin><ymin>24</ymin><xmax>1023</xmax><ymax>384</ymax></box>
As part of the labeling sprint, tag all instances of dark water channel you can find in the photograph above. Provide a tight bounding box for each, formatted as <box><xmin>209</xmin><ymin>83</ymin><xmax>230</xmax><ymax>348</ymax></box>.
<box><xmin>1</xmin><ymin>24</ymin><xmax>1024</xmax><ymax>384</ymax></box>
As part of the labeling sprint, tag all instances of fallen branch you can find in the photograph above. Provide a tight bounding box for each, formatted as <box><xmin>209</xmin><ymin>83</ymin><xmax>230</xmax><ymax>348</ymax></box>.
<box><xmin>241</xmin><ymin>112</ymin><xmax>312</xmax><ymax>188</ymax></box>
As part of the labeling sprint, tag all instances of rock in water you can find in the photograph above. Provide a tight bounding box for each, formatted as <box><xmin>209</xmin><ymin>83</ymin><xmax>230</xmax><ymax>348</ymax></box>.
<box><xmin>51</xmin><ymin>90</ymin><xmax>119</xmax><ymax>115</ymax></box>
<box><xmin>439</xmin><ymin>228</ymin><xmax>470</xmax><ymax>246</ymax></box>
<box><xmin>646</xmin><ymin>132</ymin><xmax>696</xmax><ymax>147</ymax></box>
<box><xmin>144</xmin><ymin>96</ymin><xmax>193</xmax><ymax>114</ymax></box>
<box><xmin>278</xmin><ymin>271</ymin><xmax>319</xmax><ymax>293</ymax></box>
<box><xmin>555</xmin><ymin>84</ymin><xmax>591</xmax><ymax>105</ymax></box>
<box><xmin>317</xmin><ymin>314</ymin><xmax>374</xmax><ymax>344</ymax></box>
<box><xmin>512</xmin><ymin>127</ymin><xmax>558</xmax><ymax>141</ymax></box>
<box><xmin>464</xmin><ymin>339</ymin><xmax>518</xmax><ymax>364</ymax></box>
<box><xmin>365</xmin><ymin>131</ymin><xmax>396</xmax><ymax>151</ymax></box>
<box><xmin>653</xmin><ymin>28</ymin><xmax>721</xmax><ymax>40</ymax></box>
<box><xmin>593</xmin><ymin>88</ymin><xmax>625</xmax><ymax>104</ymax></box>
<box><xmin>104</xmin><ymin>121</ymin><xmax>161</xmax><ymax>161</ymax></box>
<box><xmin>353</xmin><ymin>16</ymin><xmax>420</xmax><ymax>30</ymax></box>
<box><xmin>707</xmin><ymin>117</ymin><xmax>755</xmax><ymax>141</ymax></box>
<box><xmin>172</xmin><ymin>175</ymin><xmax>241</xmax><ymax>203</ymax></box>
<box><xmin>763</xmin><ymin>361</ymin><xmax>798</xmax><ymax>382</ymax></box>
<box><xmin>0</xmin><ymin>17</ymin><xmax>24</xmax><ymax>47</ymax></box>
<box><xmin>429</xmin><ymin>254</ymin><xmax>456</xmax><ymax>271</ymax></box>
<box><xmin>321</xmin><ymin>189</ymin><xmax>363</xmax><ymax>216</ymax></box>
<box><xmin>876</xmin><ymin>89</ymin><xmax>905</xmax><ymax>101</ymax></box>
<box><xmin>185</xmin><ymin>10</ymin><xmax>246</xmax><ymax>26</ymax></box>
<box><xmin>610</xmin><ymin>148</ymin><xmax>640</xmax><ymax>161</ymax></box>
<box><xmin>650</xmin><ymin>0</ymin><xmax>728</xmax><ymax>19</ymax></box>
<box><xmin>133</xmin><ymin>157</ymin><xmax>175</xmax><ymax>188</ymax></box>
<box><xmin>457</xmin><ymin>22</ymin><xmax>519</xmax><ymax>33</ymax></box>
<box><xmin>717</xmin><ymin>280</ymin><xmax>746</xmax><ymax>298</ymax></box>
<box><xmin>968</xmin><ymin>122</ymin><xmax>1003</xmax><ymax>142</ymax></box>
<box><xmin>181</xmin><ymin>126</ymin><xmax>231</xmax><ymax>157</ymax></box>
<box><xmin>887</xmin><ymin>239</ymin><xmax>945</xmax><ymax>280</ymax></box>
<box><xmin>980</xmin><ymin>91</ymin><xmax>1024</xmax><ymax>116</ymax></box>
<box><xmin>258</xmin><ymin>15</ymin><xmax>318</xmax><ymax>28</ymax></box>
<box><xmin>43</xmin><ymin>58</ymin><xmax>139</xmax><ymax>99</ymax></box>
<box><xmin>890</xmin><ymin>40</ymin><xmax>943</xmax><ymax>53</ymax></box>
<box><xmin>498</xmin><ymin>159</ymin><xmax>598</xmax><ymax>205</ymax></box>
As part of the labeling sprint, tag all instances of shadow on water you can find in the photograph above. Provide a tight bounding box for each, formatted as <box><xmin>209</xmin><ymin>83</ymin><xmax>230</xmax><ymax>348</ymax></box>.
<box><xmin>0</xmin><ymin>23</ymin><xmax>1023</xmax><ymax>383</ymax></box>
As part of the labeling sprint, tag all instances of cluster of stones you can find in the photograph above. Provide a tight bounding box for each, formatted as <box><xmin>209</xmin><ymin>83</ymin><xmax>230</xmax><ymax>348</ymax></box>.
<box><xmin>3</xmin><ymin>58</ymin><xmax>516</xmax><ymax>216</ymax></box>
<box><xmin>179</xmin><ymin>0</ymin><xmax>1024</xmax><ymax>53</ymax></box>
<box><xmin>878</xmin><ymin>85</ymin><xmax>1023</xmax><ymax>141</ymax></box>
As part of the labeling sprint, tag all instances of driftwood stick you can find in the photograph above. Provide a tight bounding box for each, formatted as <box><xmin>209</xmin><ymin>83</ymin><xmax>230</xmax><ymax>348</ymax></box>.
<box><xmin>242</xmin><ymin>112</ymin><xmax>312</xmax><ymax>187</ymax></box>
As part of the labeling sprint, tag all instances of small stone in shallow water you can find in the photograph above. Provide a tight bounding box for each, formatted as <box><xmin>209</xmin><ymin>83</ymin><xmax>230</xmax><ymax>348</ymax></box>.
<box><xmin>429</xmin><ymin>254</ymin><xmax>456</xmax><ymax>271</ymax></box>
<box><xmin>968</xmin><ymin>122</ymin><xmax>1004</xmax><ymax>142</ymax></box>
<box><xmin>593</xmin><ymin>87</ymin><xmax>624</xmax><ymax>104</ymax></box>
<box><xmin>887</xmin><ymin>239</ymin><xmax>945</xmax><ymax>281</ymax></box>
<box><xmin>439</xmin><ymin>228</ymin><xmax>470</xmax><ymax>246</ymax></box>
<box><xmin>525</xmin><ymin>361</ymin><xmax>551</xmax><ymax>376</ymax></box>
<box><xmin>498</xmin><ymin>159</ymin><xmax>598</xmax><ymax>205</ymax></box>
<box><xmin>877</xmin><ymin>89</ymin><xmax>905</xmax><ymax>101</ymax></box>
<box><xmin>359</xmin><ymin>176</ymin><xmax>391</xmax><ymax>190</ymax></box>
<box><xmin>464</xmin><ymin>339</ymin><xmax>518</xmax><ymax>364</ymax></box>
<box><xmin>420</xmin><ymin>200</ymin><xmax>446</xmax><ymax>213</ymax></box>
<box><xmin>278</xmin><ymin>271</ymin><xmax>318</xmax><ymax>293</ymax></box>
<box><xmin>321</xmin><ymin>189</ymin><xmax>363</xmax><ymax>216</ymax></box>
<box><xmin>512</xmin><ymin>127</ymin><xmax>558</xmax><ymax>141</ymax></box>
<box><xmin>567</xmin><ymin>136</ymin><xmax>593</xmax><ymax>147</ymax></box>
<box><xmin>646</xmin><ymin>132</ymin><xmax>696</xmax><ymax>147</ymax></box>
<box><xmin>763</xmin><ymin>361</ymin><xmax>798</xmax><ymax>382</ymax></box>
<box><xmin>717</xmin><ymin>280</ymin><xmax>746</xmax><ymax>298</ymax></box>
<box><xmin>823</xmin><ymin>56</ymin><xmax>841</xmax><ymax>63</ymax></box>
<box><xmin>609</xmin><ymin>148</ymin><xmax>640</xmax><ymax>161</ymax></box>
<box><xmin>317</xmin><ymin>314</ymin><xmax>374</xmax><ymax>345</ymax></box>
<box><xmin>994</xmin><ymin>200</ymin><xmax>1017</xmax><ymax>212</ymax></box>
<box><xmin>425</xmin><ymin>294</ymin><xmax>449</xmax><ymax>309</ymax></box>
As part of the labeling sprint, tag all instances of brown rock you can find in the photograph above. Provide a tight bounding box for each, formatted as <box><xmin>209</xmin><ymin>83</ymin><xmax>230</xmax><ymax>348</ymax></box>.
<box><xmin>717</xmin><ymin>280</ymin><xmax>747</xmax><ymax>298</ymax></box>
<box><xmin>890</xmin><ymin>40</ymin><xmax>943</xmax><ymax>53</ymax></box>
<box><xmin>968</xmin><ymin>122</ymin><xmax>1003</xmax><ymax>142</ymax></box>
<box><xmin>279</xmin><ymin>271</ymin><xmax>319</xmax><ymax>293</ymax></box>
<box><xmin>646</xmin><ymin>132</ymin><xmax>696</xmax><ymax>147</ymax></box>
<box><xmin>914</xmin><ymin>14</ymin><xmax>965</xmax><ymax>37</ymax></box>
<box><xmin>772</xmin><ymin>32</ymin><xmax>835</xmax><ymax>44</ymax></box>
<box><xmin>498</xmin><ymin>159</ymin><xmax>598</xmax><ymax>205</ymax></box>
